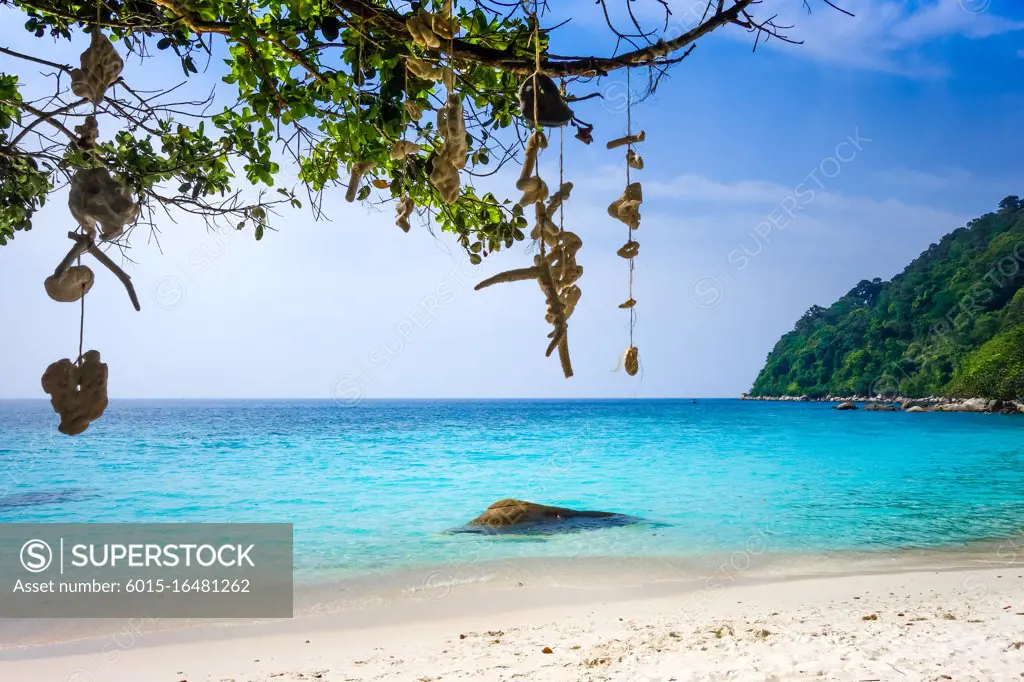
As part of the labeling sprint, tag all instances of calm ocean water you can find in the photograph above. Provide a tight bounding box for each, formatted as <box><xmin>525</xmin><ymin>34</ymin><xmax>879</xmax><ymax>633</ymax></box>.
<box><xmin>1</xmin><ymin>399</ymin><xmax>1023</xmax><ymax>584</ymax></box>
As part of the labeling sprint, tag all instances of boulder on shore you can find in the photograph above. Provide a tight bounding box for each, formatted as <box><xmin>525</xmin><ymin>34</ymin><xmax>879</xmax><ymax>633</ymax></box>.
<box><xmin>906</xmin><ymin>405</ymin><xmax>931</xmax><ymax>412</ymax></box>
<box><xmin>467</xmin><ymin>498</ymin><xmax>619</xmax><ymax>528</ymax></box>
<box><xmin>835</xmin><ymin>402</ymin><xmax>858</xmax><ymax>411</ymax></box>
<box><xmin>936</xmin><ymin>398</ymin><xmax>994</xmax><ymax>412</ymax></box>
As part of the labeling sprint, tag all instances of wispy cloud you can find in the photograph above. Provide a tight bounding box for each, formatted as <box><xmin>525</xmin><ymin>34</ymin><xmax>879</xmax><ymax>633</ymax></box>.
<box><xmin>872</xmin><ymin>166</ymin><xmax>973</xmax><ymax>190</ymax></box>
<box><xmin>577</xmin><ymin>166</ymin><xmax>965</xmax><ymax>236</ymax></box>
<box><xmin>548</xmin><ymin>1</ymin><xmax>1022</xmax><ymax>76</ymax></box>
<box><xmin>737</xmin><ymin>0</ymin><xmax>1024</xmax><ymax>75</ymax></box>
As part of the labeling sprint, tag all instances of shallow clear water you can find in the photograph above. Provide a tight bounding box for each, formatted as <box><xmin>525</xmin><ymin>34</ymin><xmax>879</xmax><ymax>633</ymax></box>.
<box><xmin>1</xmin><ymin>399</ymin><xmax>1022</xmax><ymax>583</ymax></box>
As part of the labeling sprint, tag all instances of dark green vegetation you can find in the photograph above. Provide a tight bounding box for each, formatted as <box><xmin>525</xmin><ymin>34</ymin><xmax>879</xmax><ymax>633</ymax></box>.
<box><xmin>751</xmin><ymin>197</ymin><xmax>1024</xmax><ymax>400</ymax></box>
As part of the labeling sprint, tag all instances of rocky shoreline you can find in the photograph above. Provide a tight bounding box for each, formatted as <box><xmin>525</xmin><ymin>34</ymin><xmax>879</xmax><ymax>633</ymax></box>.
<box><xmin>740</xmin><ymin>394</ymin><xmax>1024</xmax><ymax>414</ymax></box>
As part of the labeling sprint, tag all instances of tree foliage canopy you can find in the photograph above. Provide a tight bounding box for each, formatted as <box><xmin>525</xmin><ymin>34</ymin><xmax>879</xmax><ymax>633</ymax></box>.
<box><xmin>750</xmin><ymin>198</ymin><xmax>1024</xmax><ymax>400</ymax></box>
<box><xmin>1</xmin><ymin>0</ymin><xmax>842</xmax><ymax>254</ymax></box>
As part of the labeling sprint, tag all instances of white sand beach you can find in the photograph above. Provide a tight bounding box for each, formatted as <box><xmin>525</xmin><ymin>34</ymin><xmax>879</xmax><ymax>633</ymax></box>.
<box><xmin>2</xmin><ymin>554</ymin><xmax>1024</xmax><ymax>681</ymax></box>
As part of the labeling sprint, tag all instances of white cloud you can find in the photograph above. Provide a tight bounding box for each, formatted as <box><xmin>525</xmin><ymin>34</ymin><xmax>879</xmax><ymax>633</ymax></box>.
<box><xmin>639</xmin><ymin>173</ymin><xmax>796</xmax><ymax>203</ymax></box>
<box><xmin>730</xmin><ymin>0</ymin><xmax>1024</xmax><ymax>75</ymax></box>
<box><xmin>539</xmin><ymin>1</ymin><xmax>1022</xmax><ymax>76</ymax></box>
<box><xmin>893</xmin><ymin>0</ymin><xmax>1024</xmax><ymax>41</ymax></box>
<box><xmin>581</xmin><ymin>168</ymin><xmax>968</xmax><ymax>241</ymax></box>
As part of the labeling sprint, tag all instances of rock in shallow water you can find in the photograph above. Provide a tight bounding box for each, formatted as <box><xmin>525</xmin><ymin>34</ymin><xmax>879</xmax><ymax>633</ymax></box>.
<box><xmin>453</xmin><ymin>498</ymin><xmax>641</xmax><ymax>534</ymax></box>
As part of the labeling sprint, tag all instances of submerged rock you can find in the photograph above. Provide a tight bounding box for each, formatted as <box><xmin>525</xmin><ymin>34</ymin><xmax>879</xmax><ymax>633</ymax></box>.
<box><xmin>0</xmin><ymin>489</ymin><xmax>95</xmax><ymax>510</ymax></box>
<box><xmin>864</xmin><ymin>403</ymin><xmax>899</xmax><ymax>411</ymax></box>
<box><xmin>455</xmin><ymin>498</ymin><xmax>641</xmax><ymax>534</ymax></box>
<box><xmin>835</xmin><ymin>401</ymin><xmax>858</xmax><ymax>410</ymax></box>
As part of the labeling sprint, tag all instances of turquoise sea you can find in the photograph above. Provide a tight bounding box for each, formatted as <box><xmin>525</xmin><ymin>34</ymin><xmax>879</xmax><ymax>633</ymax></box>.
<box><xmin>1</xmin><ymin>399</ymin><xmax>1023</xmax><ymax>585</ymax></box>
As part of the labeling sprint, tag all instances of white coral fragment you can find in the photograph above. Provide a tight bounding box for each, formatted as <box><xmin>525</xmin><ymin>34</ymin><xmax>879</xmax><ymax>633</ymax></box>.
<box><xmin>607</xmin><ymin>130</ymin><xmax>646</xmax><ymax>150</ymax></box>
<box><xmin>429</xmin><ymin>85</ymin><xmax>467</xmax><ymax>203</ymax></box>
<box><xmin>44</xmin><ymin>264</ymin><xmax>94</xmax><ymax>303</ymax></box>
<box><xmin>474</xmin><ymin>201</ymin><xmax>583</xmax><ymax>379</ymax></box>
<box><xmin>516</xmin><ymin>132</ymin><xmax>549</xmax><ymax>207</ymax></box>
<box><xmin>623</xmin><ymin>346</ymin><xmax>639</xmax><ymax>376</ymax></box>
<box><xmin>395</xmin><ymin>196</ymin><xmax>415</xmax><ymax>232</ymax></box>
<box><xmin>345</xmin><ymin>161</ymin><xmax>376</xmax><ymax>202</ymax></box>
<box><xmin>41</xmin><ymin>350</ymin><xmax>109</xmax><ymax>436</ymax></box>
<box><xmin>390</xmin><ymin>140</ymin><xmax>422</xmax><ymax>160</ymax></box>
<box><xmin>70</xmin><ymin>30</ymin><xmax>123</xmax><ymax>105</ymax></box>
<box><xmin>406</xmin><ymin>57</ymin><xmax>446</xmax><ymax>82</ymax></box>
<box><xmin>617</xmin><ymin>240</ymin><xmax>639</xmax><ymax>259</ymax></box>
<box><xmin>406</xmin><ymin>15</ymin><xmax>441</xmax><ymax>49</ymax></box>
<box><xmin>608</xmin><ymin>181</ymin><xmax>643</xmax><ymax>230</ymax></box>
<box><xmin>68</xmin><ymin>168</ymin><xmax>139</xmax><ymax>241</ymax></box>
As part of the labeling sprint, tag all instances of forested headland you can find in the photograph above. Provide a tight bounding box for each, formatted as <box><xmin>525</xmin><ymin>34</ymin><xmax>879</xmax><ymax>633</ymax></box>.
<box><xmin>750</xmin><ymin>197</ymin><xmax>1024</xmax><ymax>400</ymax></box>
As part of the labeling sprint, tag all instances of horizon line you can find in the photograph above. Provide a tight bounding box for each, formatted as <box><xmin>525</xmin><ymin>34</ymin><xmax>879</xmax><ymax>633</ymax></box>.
<box><xmin>0</xmin><ymin>395</ymin><xmax>739</xmax><ymax>402</ymax></box>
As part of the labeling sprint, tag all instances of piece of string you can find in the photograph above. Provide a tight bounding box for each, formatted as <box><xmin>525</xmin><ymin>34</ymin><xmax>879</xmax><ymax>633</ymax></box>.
<box><xmin>625</xmin><ymin>67</ymin><xmax>635</xmax><ymax>347</ymax></box>
<box><xmin>78</xmin><ymin>0</ymin><xmax>106</xmax><ymax>364</ymax></box>
<box><xmin>530</xmin><ymin>3</ymin><xmax>543</xmax><ymax>256</ymax></box>
<box><xmin>558</xmin><ymin>79</ymin><xmax>564</xmax><ymax>236</ymax></box>
<box><xmin>557</xmin><ymin>79</ymin><xmax>566</xmax><ymax>280</ymax></box>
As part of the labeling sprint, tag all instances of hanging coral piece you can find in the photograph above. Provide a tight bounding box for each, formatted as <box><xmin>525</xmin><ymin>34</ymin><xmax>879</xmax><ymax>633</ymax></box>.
<box><xmin>519</xmin><ymin>74</ymin><xmax>574</xmax><ymax>128</ymax></box>
<box><xmin>517</xmin><ymin>131</ymin><xmax>549</xmax><ymax>206</ymax></box>
<box><xmin>75</xmin><ymin>115</ymin><xmax>99</xmax><ymax>150</ymax></box>
<box><xmin>431</xmin><ymin>0</ymin><xmax>460</xmax><ymax>40</ymax></box>
<box><xmin>406</xmin><ymin>57</ymin><xmax>446</xmax><ymax>82</ymax></box>
<box><xmin>546</xmin><ymin>182</ymin><xmax>573</xmax><ymax>213</ymax></box>
<box><xmin>395</xmin><ymin>196</ymin><xmax>414</xmax><ymax>232</ymax></box>
<box><xmin>614</xmin><ymin>73</ymin><xmax>645</xmax><ymax>379</ymax></box>
<box><xmin>607</xmin><ymin>131</ymin><xmax>646</xmax><ymax>150</ymax></box>
<box><xmin>430</xmin><ymin>156</ymin><xmax>459</xmax><ymax>204</ymax></box>
<box><xmin>44</xmin><ymin>264</ymin><xmax>94</xmax><ymax>303</ymax></box>
<box><xmin>70</xmin><ymin>29</ymin><xmax>123</xmax><ymax>105</ymax></box>
<box><xmin>390</xmin><ymin>140</ymin><xmax>421</xmax><ymax>160</ymax></box>
<box><xmin>429</xmin><ymin>73</ymin><xmax>467</xmax><ymax>204</ymax></box>
<box><xmin>623</xmin><ymin>346</ymin><xmax>640</xmax><ymax>377</ymax></box>
<box><xmin>68</xmin><ymin>168</ymin><xmax>139</xmax><ymax>241</ymax></box>
<box><xmin>345</xmin><ymin>161</ymin><xmax>375</xmax><ymax>202</ymax></box>
<box><xmin>439</xmin><ymin>78</ymin><xmax>467</xmax><ymax>167</ymax></box>
<box><xmin>608</xmin><ymin>182</ymin><xmax>643</xmax><ymax>229</ymax></box>
<box><xmin>404</xmin><ymin>99</ymin><xmax>426</xmax><ymax>120</ymax></box>
<box><xmin>475</xmin><ymin>201</ymin><xmax>583</xmax><ymax>379</ymax></box>
<box><xmin>474</xmin><ymin>13</ymin><xmax>581</xmax><ymax>379</ymax></box>
<box><xmin>406</xmin><ymin>14</ymin><xmax>441</xmax><ymax>49</ymax></box>
<box><xmin>49</xmin><ymin>231</ymin><xmax>141</xmax><ymax>311</ymax></box>
<box><xmin>475</xmin><ymin>252</ymin><xmax>575</xmax><ymax>378</ymax></box>
<box><xmin>616</xmin><ymin>240</ymin><xmax>639</xmax><ymax>259</ymax></box>
<box><xmin>41</xmin><ymin>350</ymin><xmax>109</xmax><ymax>436</ymax></box>
<box><xmin>430</xmin><ymin>150</ymin><xmax>460</xmax><ymax>203</ymax></box>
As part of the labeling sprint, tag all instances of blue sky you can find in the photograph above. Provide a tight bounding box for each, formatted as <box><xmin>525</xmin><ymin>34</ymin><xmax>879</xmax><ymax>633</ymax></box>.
<box><xmin>1</xmin><ymin>0</ymin><xmax>1022</xmax><ymax>399</ymax></box>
